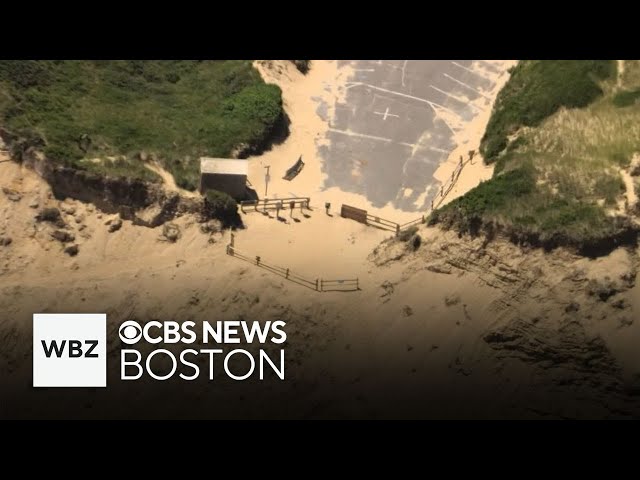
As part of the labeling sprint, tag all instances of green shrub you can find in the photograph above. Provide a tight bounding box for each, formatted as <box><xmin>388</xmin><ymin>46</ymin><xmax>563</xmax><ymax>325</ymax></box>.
<box><xmin>0</xmin><ymin>61</ymin><xmax>284</xmax><ymax>191</ymax></box>
<box><xmin>481</xmin><ymin>60</ymin><xmax>616</xmax><ymax>163</ymax></box>
<box><xmin>438</xmin><ymin>166</ymin><xmax>535</xmax><ymax>219</ymax></box>
<box><xmin>397</xmin><ymin>225</ymin><xmax>418</xmax><ymax>242</ymax></box>
<box><xmin>0</xmin><ymin>60</ymin><xmax>53</xmax><ymax>88</ymax></box>
<box><xmin>204</xmin><ymin>190</ymin><xmax>240</xmax><ymax>226</ymax></box>
<box><xmin>612</xmin><ymin>88</ymin><xmax>640</xmax><ymax>107</ymax></box>
<box><xmin>594</xmin><ymin>174</ymin><xmax>625</xmax><ymax>205</ymax></box>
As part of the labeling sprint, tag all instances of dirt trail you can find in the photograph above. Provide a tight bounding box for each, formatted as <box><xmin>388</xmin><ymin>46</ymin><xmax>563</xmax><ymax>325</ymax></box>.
<box><xmin>618</xmin><ymin>60</ymin><xmax>626</xmax><ymax>87</ymax></box>
<box><xmin>145</xmin><ymin>161</ymin><xmax>199</xmax><ymax>197</ymax></box>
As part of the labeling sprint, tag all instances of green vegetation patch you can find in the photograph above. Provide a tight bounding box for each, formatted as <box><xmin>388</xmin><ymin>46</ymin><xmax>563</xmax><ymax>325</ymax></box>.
<box><xmin>480</xmin><ymin>60</ymin><xmax>616</xmax><ymax>163</ymax></box>
<box><xmin>612</xmin><ymin>88</ymin><xmax>640</xmax><ymax>108</ymax></box>
<box><xmin>204</xmin><ymin>189</ymin><xmax>240</xmax><ymax>227</ymax></box>
<box><xmin>0</xmin><ymin>61</ymin><xmax>284</xmax><ymax>190</ymax></box>
<box><xmin>433</xmin><ymin>60</ymin><xmax>640</xmax><ymax>252</ymax></box>
<box><xmin>431</xmin><ymin>165</ymin><xmax>535</xmax><ymax>231</ymax></box>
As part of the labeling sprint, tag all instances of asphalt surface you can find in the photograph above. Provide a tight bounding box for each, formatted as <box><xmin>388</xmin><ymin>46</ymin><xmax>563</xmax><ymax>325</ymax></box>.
<box><xmin>318</xmin><ymin>60</ymin><xmax>505</xmax><ymax>212</ymax></box>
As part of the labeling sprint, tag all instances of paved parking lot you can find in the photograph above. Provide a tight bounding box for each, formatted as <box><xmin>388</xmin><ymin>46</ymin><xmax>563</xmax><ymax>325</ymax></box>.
<box><xmin>319</xmin><ymin>60</ymin><xmax>506</xmax><ymax>212</ymax></box>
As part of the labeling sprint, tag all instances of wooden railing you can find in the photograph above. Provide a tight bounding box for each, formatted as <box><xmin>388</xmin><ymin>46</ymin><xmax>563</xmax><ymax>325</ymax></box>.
<box><xmin>340</xmin><ymin>150</ymin><xmax>478</xmax><ymax>235</ymax></box>
<box><xmin>341</xmin><ymin>205</ymin><xmax>426</xmax><ymax>236</ymax></box>
<box><xmin>320</xmin><ymin>279</ymin><xmax>360</xmax><ymax>292</ymax></box>
<box><xmin>226</xmin><ymin>235</ymin><xmax>359</xmax><ymax>292</ymax></box>
<box><xmin>240</xmin><ymin>197</ymin><xmax>311</xmax><ymax>214</ymax></box>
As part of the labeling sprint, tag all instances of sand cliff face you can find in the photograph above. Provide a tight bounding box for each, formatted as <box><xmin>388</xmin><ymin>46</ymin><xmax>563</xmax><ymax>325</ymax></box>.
<box><xmin>2</xmin><ymin>151</ymin><xmax>640</xmax><ymax>418</ymax></box>
<box><xmin>2</xmin><ymin>61</ymin><xmax>640</xmax><ymax>419</ymax></box>
<box><xmin>372</xmin><ymin>229</ymin><xmax>640</xmax><ymax>417</ymax></box>
<box><xmin>7</xmin><ymin>148</ymin><xmax>228</xmax><ymax>230</ymax></box>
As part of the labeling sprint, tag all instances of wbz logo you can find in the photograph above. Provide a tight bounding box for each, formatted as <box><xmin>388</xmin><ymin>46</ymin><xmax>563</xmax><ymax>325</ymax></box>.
<box><xmin>33</xmin><ymin>313</ymin><xmax>106</xmax><ymax>387</ymax></box>
<box><xmin>41</xmin><ymin>339</ymin><xmax>99</xmax><ymax>358</ymax></box>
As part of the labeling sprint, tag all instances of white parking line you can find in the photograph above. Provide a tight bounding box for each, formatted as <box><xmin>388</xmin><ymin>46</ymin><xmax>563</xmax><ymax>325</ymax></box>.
<box><xmin>401</xmin><ymin>60</ymin><xmax>408</xmax><ymax>87</ymax></box>
<box><xmin>425</xmin><ymin>146</ymin><xmax>450</xmax><ymax>154</ymax></box>
<box><xmin>328</xmin><ymin>128</ymin><xmax>415</xmax><ymax>148</ymax></box>
<box><xmin>443</xmin><ymin>73</ymin><xmax>491</xmax><ymax>99</ymax></box>
<box><xmin>429</xmin><ymin>85</ymin><xmax>485</xmax><ymax>111</ymax></box>
<box><xmin>438</xmin><ymin>118</ymin><xmax>458</xmax><ymax>135</ymax></box>
<box><xmin>348</xmin><ymin>82</ymin><xmax>464</xmax><ymax>120</ymax></box>
<box><xmin>450</xmin><ymin>61</ymin><xmax>484</xmax><ymax>77</ymax></box>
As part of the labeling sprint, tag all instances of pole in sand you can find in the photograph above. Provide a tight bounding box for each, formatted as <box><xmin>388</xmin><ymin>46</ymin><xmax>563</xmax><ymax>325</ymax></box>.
<box><xmin>264</xmin><ymin>165</ymin><xmax>270</xmax><ymax>198</ymax></box>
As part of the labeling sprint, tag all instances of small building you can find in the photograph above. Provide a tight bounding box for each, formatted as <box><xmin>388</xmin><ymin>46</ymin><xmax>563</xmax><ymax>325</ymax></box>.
<box><xmin>199</xmin><ymin>157</ymin><xmax>248</xmax><ymax>200</ymax></box>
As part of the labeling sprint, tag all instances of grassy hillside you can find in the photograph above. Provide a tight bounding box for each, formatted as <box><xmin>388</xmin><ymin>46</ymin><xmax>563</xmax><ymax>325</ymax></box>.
<box><xmin>0</xmin><ymin>61</ymin><xmax>284</xmax><ymax>190</ymax></box>
<box><xmin>480</xmin><ymin>60</ymin><xmax>616</xmax><ymax>163</ymax></box>
<box><xmin>432</xmin><ymin>60</ymin><xmax>640</xmax><ymax>253</ymax></box>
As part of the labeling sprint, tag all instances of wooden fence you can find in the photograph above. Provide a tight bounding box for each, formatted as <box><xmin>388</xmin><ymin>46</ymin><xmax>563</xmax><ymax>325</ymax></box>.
<box><xmin>341</xmin><ymin>204</ymin><xmax>367</xmax><ymax>224</ymax></box>
<box><xmin>240</xmin><ymin>197</ymin><xmax>311</xmax><ymax>214</ymax></box>
<box><xmin>341</xmin><ymin>205</ymin><xmax>425</xmax><ymax>236</ymax></box>
<box><xmin>320</xmin><ymin>279</ymin><xmax>360</xmax><ymax>292</ymax></box>
<box><xmin>340</xmin><ymin>150</ymin><xmax>477</xmax><ymax>235</ymax></box>
<box><xmin>226</xmin><ymin>236</ymin><xmax>359</xmax><ymax>292</ymax></box>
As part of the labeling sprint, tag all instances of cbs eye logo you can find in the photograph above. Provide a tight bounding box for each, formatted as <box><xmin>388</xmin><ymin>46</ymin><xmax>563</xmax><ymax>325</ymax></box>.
<box><xmin>119</xmin><ymin>320</ymin><xmax>142</xmax><ymax>345</ymax></box>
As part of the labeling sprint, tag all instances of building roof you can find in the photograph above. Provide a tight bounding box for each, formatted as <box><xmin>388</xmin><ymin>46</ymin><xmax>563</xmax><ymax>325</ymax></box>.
<box><xmin>200</xmin><ymin>157</ymin><xmax>248</xmax><ymax>176</ymax></box>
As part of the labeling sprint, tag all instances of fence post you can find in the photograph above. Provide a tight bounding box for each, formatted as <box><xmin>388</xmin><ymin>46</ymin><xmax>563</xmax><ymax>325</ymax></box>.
<box><xmin>286</xmin><ymin>268</ymin><xmax>289</xmax><ymax>279</ymax></box>
<box><xmin>230</xmin><ymin>233</ymin><xmax>235</xmax><ymax>248</ymax></box>
<box><xmin>395</xmin><ymin>224</ymin><xmax>400</xmax><ymax>237</ymax></box>
<box><xmin>315</xmin><ymin>279</ymin><xmax>319</xmax><ymax>291</ymax></box>
<box><xmin>256</xmin><ymin>256</ymin><xmax>261</xmax><ymax>266</ymax></box>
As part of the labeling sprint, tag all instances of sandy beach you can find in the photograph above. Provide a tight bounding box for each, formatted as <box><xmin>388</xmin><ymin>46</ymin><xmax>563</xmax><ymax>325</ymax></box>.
<box><xmin>2</xmin><ymin>60</ymin><xmax>640</xmax><ymax>419</ymax></box>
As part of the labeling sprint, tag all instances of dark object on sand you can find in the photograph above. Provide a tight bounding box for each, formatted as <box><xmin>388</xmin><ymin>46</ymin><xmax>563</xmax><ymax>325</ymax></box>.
<box><xmin>283</xmin><ymin>156</ymin><xmax>305</xmax><ymax>181</ymax></box>
<box><xmin>50</xmin><ymin>230</ymin><xmax>75</xmax><ymax>243</ymax></box>
<box><xmin>64</xmin><ymin>244</ymin><xmax>79</xmax><ymax>256</ymax></box>
<box><xmin>36</xmin><ymin>207</ymin><xmax>65</xmax><ymax>228</ymax></box>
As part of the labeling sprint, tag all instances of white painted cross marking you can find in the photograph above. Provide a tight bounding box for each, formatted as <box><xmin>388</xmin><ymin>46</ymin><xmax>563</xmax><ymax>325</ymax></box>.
<box><xmin>348</xmin><ymin>82</ymin><xmax>464</xmax><ymax>120</ymax></box>
<box><xmin>373</xmin><ymin>107</ymin><xmax>399</xmax><ymax>121</ymax></box>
